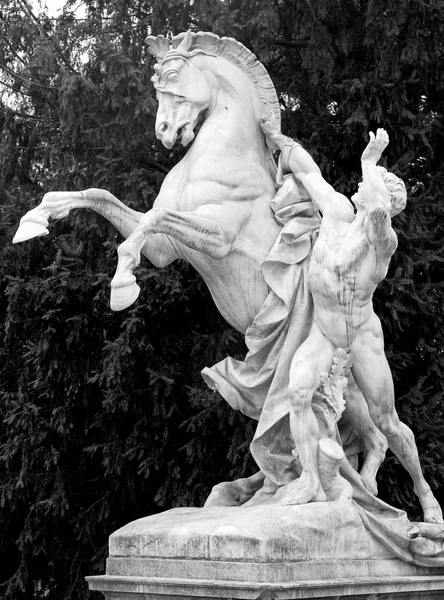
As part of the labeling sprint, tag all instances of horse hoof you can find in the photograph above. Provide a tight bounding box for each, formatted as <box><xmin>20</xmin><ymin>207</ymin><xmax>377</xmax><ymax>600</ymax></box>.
<box><xmin>110</xmin><ymin>281</ymin><xmax>140</xmax><ymax>311</ymax></box>
<box><xmin>13</xmin><ymin>221</ymin><xmax>49</xmax><ymax>243</ymax></box>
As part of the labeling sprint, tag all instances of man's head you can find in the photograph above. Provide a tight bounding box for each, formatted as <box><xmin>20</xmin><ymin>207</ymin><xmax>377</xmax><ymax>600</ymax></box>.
<box><xmin>352</xmin><ymin>168</ymin><xmax>407</xmax><ymax>216</ymax></box>
<box><xmin>379</xmin><ymin>167</ymin><xmax>407</xmax><ymax>217</ymax></box>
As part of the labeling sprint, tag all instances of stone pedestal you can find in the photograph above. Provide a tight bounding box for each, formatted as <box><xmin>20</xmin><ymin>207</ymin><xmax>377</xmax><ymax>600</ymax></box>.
<box><xmin>87</xmin><ymin>505</ymin><xmax>444</xmax><ymax>599</ymax></box>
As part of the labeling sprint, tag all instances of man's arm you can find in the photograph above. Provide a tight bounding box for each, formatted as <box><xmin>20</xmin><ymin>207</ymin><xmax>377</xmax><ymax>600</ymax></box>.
<box><xmin>360</xmin><ymin>130</ymin><xmax>397</xmax><ymax>258</ymax></box>
<box><xmin>261</xmin><ymin>113</ymin><xmax>353</xmax><ymax>219</ymax></box>
<box><xmin>360</xmin><ymin>130</ymin><xmax>392</xmax><ymax>214</ymax></box>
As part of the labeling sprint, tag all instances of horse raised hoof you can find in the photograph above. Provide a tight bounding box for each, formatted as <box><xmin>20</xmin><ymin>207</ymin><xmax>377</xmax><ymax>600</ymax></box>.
<box><xmin>110</xmin><ymin>278</ymin><xmax>141</xmax><ymax>311</ymax></box>
<box><xmin>13</xmin><ymin>220</ymin><xmax>49</xmax><ymax>244</ymax></box>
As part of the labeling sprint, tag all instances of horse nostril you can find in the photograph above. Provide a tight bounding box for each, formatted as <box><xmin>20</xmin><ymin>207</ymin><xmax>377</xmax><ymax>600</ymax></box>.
<box><xmin>159</xmin><ymin>122</ymin><xmax>168</xmax><ymax>134</ymax></box>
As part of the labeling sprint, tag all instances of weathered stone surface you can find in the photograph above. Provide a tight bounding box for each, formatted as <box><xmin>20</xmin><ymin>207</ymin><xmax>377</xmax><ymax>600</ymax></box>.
<box><xmin>86</xmin><ymin>504</ymin><xmax>444</xmax><ymax>599</ymax></box>
<box><xmin>107</xmin><ymin>505</ymin><xmax>394</xmax><ymax>567</ymax></box>
<box><xmin>87</xmin><ymin>573</ymin><xmax>444</xmax><ymax>599</ymax></box>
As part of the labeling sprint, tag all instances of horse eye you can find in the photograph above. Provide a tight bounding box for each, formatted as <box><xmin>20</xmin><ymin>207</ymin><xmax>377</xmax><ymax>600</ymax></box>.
<box><xmin>166</xmin><ymin>72</ymin><xmax>179</xmax><ymax>83</ymax></box>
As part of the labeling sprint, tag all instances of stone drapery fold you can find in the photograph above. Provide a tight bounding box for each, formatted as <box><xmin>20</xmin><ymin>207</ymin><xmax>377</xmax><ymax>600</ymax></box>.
<box><xmin>202</xmin><ymin>174</ymin><xmax>320</xmax><ymax>483</ymax></box>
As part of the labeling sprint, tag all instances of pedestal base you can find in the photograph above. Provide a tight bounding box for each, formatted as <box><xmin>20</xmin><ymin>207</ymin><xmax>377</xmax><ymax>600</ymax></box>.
<box><xmin>87</xmin><ymin>574</ymin><xmax>444</xmax><ymax>599</ymax></box>
<box><xmin>87</xmin><ymin>505</ymin><xmax>444</xmax><ymax>599</ymax></box>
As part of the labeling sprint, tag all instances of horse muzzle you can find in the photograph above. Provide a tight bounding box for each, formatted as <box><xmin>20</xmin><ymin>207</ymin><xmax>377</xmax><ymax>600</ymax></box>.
<box><xmin>157</xmin><ymin>122</ymin><xmax>194</xmax><ymax>148</ymax></box>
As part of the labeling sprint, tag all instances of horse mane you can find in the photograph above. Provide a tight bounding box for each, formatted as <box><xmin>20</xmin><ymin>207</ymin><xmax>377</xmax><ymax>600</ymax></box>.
<box><xmin>147</xmin><ymin>31</ymin><xmax>281</xmax><ymax>131</ymax></box>
<box><xmin>147</xmin><ymin>31</ymin><xmax>280</xmax><ymax>181</ymax></box>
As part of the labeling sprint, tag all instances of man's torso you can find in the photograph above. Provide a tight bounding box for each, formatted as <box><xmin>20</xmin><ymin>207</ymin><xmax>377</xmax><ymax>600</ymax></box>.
<box><xmin>308</xmin><ymin>214</ymin><xmax>386</xmax><ymax>347</ymax></box>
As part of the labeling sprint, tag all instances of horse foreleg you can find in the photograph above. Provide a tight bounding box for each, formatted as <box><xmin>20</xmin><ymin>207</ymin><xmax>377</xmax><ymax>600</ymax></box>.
<box><xmin>110</xmin><ymin>205</ymin><xmax>236</xmax><ymax>311</ymax></box>
<box><xmin>13</xmin><ymin>188</ymin><xmax>143</xmax><ymax>243</ymax></box>
<box><xmin>110</xmin><ymin>226</ymin><xmax>147</xmax><ymax>311</ymax></box>
<box><xmin>13</xmin><ymin>189</ymin><xmax>178</xmax><ymax>272</ymax></box>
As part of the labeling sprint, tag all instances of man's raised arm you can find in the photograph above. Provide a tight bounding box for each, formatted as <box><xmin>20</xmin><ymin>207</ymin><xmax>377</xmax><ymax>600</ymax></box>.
<box><xmin>260</xmin><ymin>112</ymin><xmax>352</xmax><ymax>218</ymax></box>
<box><xmin>360</xmin><ymin>129</ymin><xmax>392</xmax><ymax>214</ymax></box>
<box><xmin>359</xmin><ymin>129</ymin><xmax>402</xmax><ymax>259</ymax></box>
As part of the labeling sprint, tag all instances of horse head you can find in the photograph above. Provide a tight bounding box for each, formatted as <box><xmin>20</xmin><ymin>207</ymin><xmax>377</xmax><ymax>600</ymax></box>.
<box><xmin>146</xmin><ymin>32</ymin><xmax>281</xmax><ymax>152</ymax></box>
<box><xmin>151</xmin><ymin>54</ymin><xmax>212</xmax><ymax>149</ymax></box>
<box><xmin>147</xmin><ymin>33</ymin><xmax>213</xmax><ymax>149</ymax></box>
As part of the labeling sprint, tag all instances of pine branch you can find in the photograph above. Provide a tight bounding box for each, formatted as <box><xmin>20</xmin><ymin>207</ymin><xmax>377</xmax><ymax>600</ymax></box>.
<box><xmin>274</xmin><ymin>39</ymin><xmax>310</xmax><ymax>48</ymax></box>
<box><xmin>0</xmin><ymin>106</ymin><xmax>43</xmax><ymax>120</ymax></box>
<box><xmin>141</xmin><ymin>156</ymin><xmax>169</xmax><ymax>175</ymax></box>
<box><xmin>0</xmin><ymin>62</ymin><xmax>55</xmax><ymax>90</ymax></box>
<box><xmin>0</xmin><ymin>78</ymin><xmax>33</xmax><ymax>97</ymax></box>
<box><xmin>0</xmin><ymin>36</ymin><xmax>28</xmax><ymax>66</ymax></box>
<box><xmin>15</xmin><ymin>0</ymin><xmax>79</xmax><ymax>76</ymax></box>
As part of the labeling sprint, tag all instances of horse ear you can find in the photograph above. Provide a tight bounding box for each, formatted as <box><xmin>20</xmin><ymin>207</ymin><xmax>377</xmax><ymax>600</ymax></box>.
<box><xmin>175</xmin><ymin>30</ymin><xmax>194</xmax><ymax>53</ymax></box>
<box><xmin>146</xmin><ymin>35</ymin><xmax>171</xmax><ymax>58</ymax></box>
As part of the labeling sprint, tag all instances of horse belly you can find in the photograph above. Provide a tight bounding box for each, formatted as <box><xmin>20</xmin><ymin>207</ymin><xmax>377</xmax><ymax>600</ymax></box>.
<box><xmin>188</xmin><ymin>252</ymin><xmax>269</xmax><ymax>334</ymax></box>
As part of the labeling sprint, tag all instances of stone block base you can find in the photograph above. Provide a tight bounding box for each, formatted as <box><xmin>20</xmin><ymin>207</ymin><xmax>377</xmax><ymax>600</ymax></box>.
<box><xmin>87</xmin><ymin>505</ymin><xmax>444</xmax><ymax>599</ymax></box>
<box><xmin>87</xmin><ymin>573</ymin><xmax>444</xmax><ymax>599</ymax></box>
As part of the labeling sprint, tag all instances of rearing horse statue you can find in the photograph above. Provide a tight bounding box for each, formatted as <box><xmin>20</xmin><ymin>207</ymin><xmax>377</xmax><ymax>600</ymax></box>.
<box><xmin>13</xmin><ymin>31</ymin><xmax>387</xmax><ymax>504</ymax></box>
<box><xmin>110</xmin><ymin>31</ymin><xmax>281</xmax><ymax>329</ymax></box>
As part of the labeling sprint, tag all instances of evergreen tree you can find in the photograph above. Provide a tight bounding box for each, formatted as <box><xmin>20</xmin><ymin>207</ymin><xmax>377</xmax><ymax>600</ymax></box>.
<box><xmin>0</xmin><ymin>1</ymin><xmax>443</xmax><ymax>598</ymax></box>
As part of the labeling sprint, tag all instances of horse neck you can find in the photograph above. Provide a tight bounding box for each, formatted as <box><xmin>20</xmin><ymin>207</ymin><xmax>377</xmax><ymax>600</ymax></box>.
<box><xmin>192</xmin><ymin>55</ymin><xmax>264</xmax><ymax>151</ymax></box>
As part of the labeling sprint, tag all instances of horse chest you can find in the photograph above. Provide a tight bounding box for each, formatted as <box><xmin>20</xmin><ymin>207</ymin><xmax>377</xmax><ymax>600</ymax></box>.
<box><xmin>157</xmin><ymin>160</ymin><xmax>229</xmax><ymax>212</ymax></box>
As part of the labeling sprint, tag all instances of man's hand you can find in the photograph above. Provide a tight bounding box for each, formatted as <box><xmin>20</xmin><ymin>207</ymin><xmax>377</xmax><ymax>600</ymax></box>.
<box><xmin>361</xmin><ymin>129</ymin><xmax>389</xmax><ymax>164</ymax></box>
<box><xmin>260</xmin><ymin>110</ymin><xmax>283</xmax><ymax>150</ymax></box>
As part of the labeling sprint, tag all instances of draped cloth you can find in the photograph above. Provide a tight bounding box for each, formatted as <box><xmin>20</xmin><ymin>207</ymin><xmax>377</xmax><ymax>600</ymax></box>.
<box><xmin>201</xmin><ymin>169</ymin><xmax>444</xmax><ymax>566</ymax></box>
<box><xmin>202</xmin><ymin>174</ymin><xmax>320</xmax><ymax>483</ymax></box>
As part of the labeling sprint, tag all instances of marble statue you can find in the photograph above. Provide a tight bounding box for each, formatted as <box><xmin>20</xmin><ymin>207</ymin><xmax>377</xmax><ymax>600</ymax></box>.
<box><xmin>13</xmin><ymin>32</ymin><xmax>444</xmax><ymax>582</ymax></box>
<box><xmin>13</xmin><ymin>30</ymin><xmax>386</xmax><ymax>495</ymax></box>
<box><xmin>259</xmin><ymin>120</ymin><xmax>443</xmax><ymax>524</ymax></box>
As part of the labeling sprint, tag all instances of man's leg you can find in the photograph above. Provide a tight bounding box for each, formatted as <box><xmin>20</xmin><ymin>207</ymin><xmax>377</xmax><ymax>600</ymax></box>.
<box><xmin>343</xmin><ymin>376</ymin><xmax>388</xmax><ymax>495</ymax></box>
<box><xmin>351</xmin><ymin>322</ymin><xmax>443</xmax><ymax>523</ymax></box>
<box><xmin>276</xmin><ymin>323</ymin><xmax>335</xmax><ymax>505</ymax></box>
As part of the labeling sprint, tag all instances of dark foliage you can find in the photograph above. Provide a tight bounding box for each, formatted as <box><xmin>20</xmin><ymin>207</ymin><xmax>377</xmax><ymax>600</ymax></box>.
<box><xmin>0</xmin><ymin>0</ymin><xmax>443</xmax><ymax>598</ymax></box>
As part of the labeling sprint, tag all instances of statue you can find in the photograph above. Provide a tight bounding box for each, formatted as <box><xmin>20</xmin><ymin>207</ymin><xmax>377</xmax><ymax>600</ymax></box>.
<box><xmin>13</xmin><ymin>32</ymin><xmax>444</xmax><ymax>582</ymax></box>
<box><xmin>259</xmin><ymin>121</ymin><xmax>442</xmax><ymax>523</ymax></box>
<box><xmin>13</xmin><ymin>31</ymin><xmax>386</xmax><ymax>494</ymax></box>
